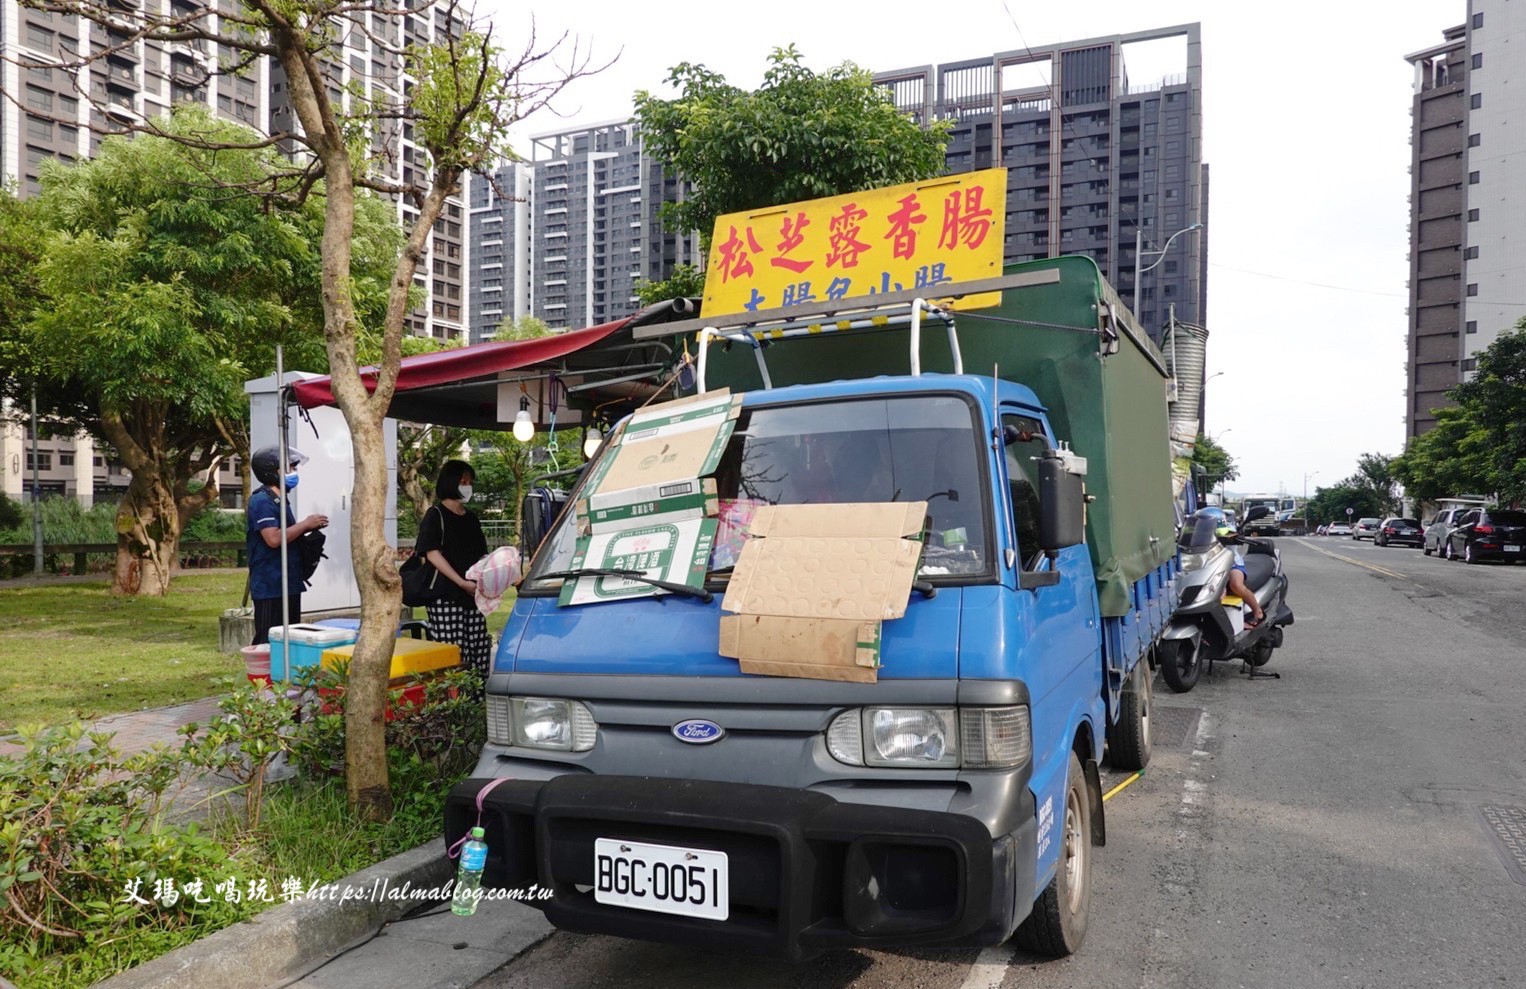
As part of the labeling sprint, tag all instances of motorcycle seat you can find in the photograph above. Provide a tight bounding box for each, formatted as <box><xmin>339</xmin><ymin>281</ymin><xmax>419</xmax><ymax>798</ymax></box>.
<box><xmin>1242</xmin><ymin>554</ymin><xmax>1277</xmax><ymax>591</ymax></box>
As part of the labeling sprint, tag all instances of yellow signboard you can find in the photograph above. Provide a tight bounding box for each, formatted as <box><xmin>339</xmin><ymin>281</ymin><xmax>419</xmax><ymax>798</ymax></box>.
<box><xmin>702</xmin><ymin>168</ymin><xmax>1008</xmax><ymax>320</ymax></box>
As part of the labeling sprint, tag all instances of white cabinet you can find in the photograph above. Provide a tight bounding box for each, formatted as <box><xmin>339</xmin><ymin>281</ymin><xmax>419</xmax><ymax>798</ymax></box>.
<box><xmin>245</xmin><ymin>371</ymin><xmax>397</xmax><ymax>613</ymax></box>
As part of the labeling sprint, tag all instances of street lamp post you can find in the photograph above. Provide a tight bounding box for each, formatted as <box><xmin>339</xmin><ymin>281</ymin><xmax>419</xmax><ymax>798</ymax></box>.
<box><xmin>1134</xmin><ymin>222</ymin><xmax>1204</xmax><ymax>329</ymax></box>
<box><xmin>1303</xmin><ymin>470</ymin><xmax>1318</xmax><ymax>505</ymax></box>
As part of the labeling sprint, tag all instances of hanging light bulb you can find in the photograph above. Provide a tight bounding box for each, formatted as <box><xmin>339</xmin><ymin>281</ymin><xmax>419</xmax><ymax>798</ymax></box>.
<box><xmin>512</xmin><ymin>396</ymin><xmax>534</xmax><ymax>443</ymax></box>
<box><xmin>582</xmin><ymin>425</ymin><xmax>603</xmax><ymax>459</ymax></box>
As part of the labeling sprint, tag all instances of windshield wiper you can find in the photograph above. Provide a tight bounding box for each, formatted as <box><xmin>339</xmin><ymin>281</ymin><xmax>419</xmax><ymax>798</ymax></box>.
<box><xmin>539</xmin><ymin>568</ymin><xmax>714</xmax><ymax>603</ymax></box>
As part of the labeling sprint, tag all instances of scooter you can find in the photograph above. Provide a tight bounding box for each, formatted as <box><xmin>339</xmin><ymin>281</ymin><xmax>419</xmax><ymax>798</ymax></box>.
<box><xmin>1158</xmin><ymin>506</ymin><xmax>1295</xmax><ymax>693</ymax></box>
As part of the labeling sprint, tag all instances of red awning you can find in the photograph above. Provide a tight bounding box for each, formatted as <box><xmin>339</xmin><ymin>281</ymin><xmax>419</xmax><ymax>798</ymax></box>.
<box><xmin>290</xmin><ymin>318</ymin><xmax>632</xmax><ymax>413</ymax></box>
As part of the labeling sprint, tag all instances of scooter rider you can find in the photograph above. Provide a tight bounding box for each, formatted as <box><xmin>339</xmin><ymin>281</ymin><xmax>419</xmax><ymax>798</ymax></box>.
<box><xmin>1218</xmin><ymin>525</ymin><xmax>1266</xmax><ymax>628</ymax></box>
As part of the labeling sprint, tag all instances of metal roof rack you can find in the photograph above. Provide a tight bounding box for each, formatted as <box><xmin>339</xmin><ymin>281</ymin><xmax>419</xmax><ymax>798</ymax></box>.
<box><xmin>694</xmin><ymin>297</ymin><xmax>963</xmax><ymax>393</ymax></box>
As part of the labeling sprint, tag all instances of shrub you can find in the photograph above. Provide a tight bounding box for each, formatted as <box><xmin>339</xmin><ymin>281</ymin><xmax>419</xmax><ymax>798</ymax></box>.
<box><xmin>0</xmin><ymin>491</ymin><xmax>22</xmax><ymax>531</ymax></box>
<box><xmin>181</xmin><ymin>506</ymin><xmax>246</xmax><ymax>543</ymax></box>
<box><xmin>0</xmin><ymin>724</ymin><xmax>258</xmax><ymax>986</ymax></box>
<box><xmin>179</xmin><ymin>687</ymin><xmax>300</xmax><ymax>831</ymax></box>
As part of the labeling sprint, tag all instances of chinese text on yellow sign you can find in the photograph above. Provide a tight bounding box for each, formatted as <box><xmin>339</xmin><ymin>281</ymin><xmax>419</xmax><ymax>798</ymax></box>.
<box><xmin>702</xmin><ymin>168</ymin><xmax>1008</xmax><ymax>320</ymax></box>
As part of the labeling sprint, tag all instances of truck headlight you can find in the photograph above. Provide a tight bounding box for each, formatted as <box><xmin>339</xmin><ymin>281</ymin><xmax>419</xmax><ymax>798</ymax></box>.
<box><xmin>868</xmin><ymin>708</ymin><xmax>958</xmax><ymax>766</ymax></box>
<box><xmin>508</xmin><ymin>696</ymin><xmax>598</xmax><ymax>752</ymax></box>
<box><xmin>827</xmin><ymin>706</ymin><xmax>1030</xmax><ymax>769</ymax></box>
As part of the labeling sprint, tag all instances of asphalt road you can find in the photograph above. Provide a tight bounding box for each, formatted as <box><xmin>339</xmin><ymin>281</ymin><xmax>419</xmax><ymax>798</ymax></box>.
<box><xmin>473</xmin><ymin>538</ymin><xmax>1526</xmax><ymax>989</ymax></box>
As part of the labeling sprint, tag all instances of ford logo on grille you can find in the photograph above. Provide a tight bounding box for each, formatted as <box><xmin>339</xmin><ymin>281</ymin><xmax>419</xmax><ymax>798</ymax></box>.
<box><xmin>672</xmin><ymin>719</ymin><xmax>724</xmax><ymax>744</ymax></box>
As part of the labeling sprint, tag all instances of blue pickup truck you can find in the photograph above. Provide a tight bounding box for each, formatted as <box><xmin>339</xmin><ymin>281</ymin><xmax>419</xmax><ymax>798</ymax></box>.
<box><xmin>446</xmin><ymin>256</ymin><xmax>1179</xmax><ymax>959</ymax></box>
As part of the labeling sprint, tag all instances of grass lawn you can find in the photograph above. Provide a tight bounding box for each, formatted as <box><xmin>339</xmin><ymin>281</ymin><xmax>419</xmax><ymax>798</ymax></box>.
<box><xmin>0</xmin><ymin>572</ymin><xmax>249</xmax><ymax>731</ymax></box>
<box><xmin>0</xmin><ymin>573</ymin><xmax>516</xmax><ymax>732</ymax></box>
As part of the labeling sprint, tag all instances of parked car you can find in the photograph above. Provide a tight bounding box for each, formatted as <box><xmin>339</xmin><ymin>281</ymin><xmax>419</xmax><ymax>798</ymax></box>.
<box><xmin>1375</xmin><ymin>517</ymin><xmax>1424</xmax><ymax>548</ymax></box>
<box><xmin>1422</xmin><ymin>508</ymin><xmax>1468</xmax><ymax>556</ymax></box>
<box><xmin>1443</xmin><ymin>508</ymin><xmax>1526</xmax><ymax>563</ymax></box>
<box><xmin>1353</xmin><ymin>518</ymin><xmax>1381</xmax><ymax>540</ymax></box>
<box><xmin>1326</xmin><ymin>522</ymin><xmax>1354</xmax><ymax>537</ymax></box>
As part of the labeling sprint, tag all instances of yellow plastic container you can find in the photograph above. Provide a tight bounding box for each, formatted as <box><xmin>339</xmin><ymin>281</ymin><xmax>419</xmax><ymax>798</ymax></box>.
<box><xmin>321</xmin><ymin>638</ymin><xmax>461</xmax><ymax>679</ymax></box>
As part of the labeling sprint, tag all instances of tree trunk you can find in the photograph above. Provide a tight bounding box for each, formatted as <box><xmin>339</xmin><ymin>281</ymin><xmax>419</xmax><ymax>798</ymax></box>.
<box><xmin>305</xmin><ymin>149</ymin><xmax>395</xmax><ymax>822</ymax></box>
<box><xmin>112</xmin><ymin>472</ymin><xmax>180</xmax><ymax>597</ymax></box>
<box><xmin>344</xmin><ymin>407</ymin><xmax>398</xmax><ymax>822</ymax></box>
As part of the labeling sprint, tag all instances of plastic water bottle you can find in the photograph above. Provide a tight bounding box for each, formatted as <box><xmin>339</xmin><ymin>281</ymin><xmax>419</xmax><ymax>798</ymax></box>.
<box><xmin>451</xmin><ymin>827</ymin><xmax>488</xmax><ymax>916</ymax></box>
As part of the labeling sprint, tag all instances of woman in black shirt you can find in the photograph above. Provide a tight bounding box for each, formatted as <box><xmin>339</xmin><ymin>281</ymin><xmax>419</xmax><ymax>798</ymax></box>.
<box><xmin>415</xmin><ymin>459</ymin><xmax>491</xmax><ymax>688</ymax></box>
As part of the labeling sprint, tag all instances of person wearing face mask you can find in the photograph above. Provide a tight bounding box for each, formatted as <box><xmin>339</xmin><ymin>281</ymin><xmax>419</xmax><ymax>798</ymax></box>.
<box><xmin>246</xmin><ymin>445</ymin><xmax>328</xmax><ymax>645</ymax></box>
<box><xmin>414</xmin><ymin>459</ymin><xmax>490</xmax><ymax>687</ymax></box>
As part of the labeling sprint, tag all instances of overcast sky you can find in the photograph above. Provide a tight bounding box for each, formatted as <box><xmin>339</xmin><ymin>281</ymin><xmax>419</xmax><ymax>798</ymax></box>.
<box><xmin>483</xmin><ymin>0</ymin><xmax>1460</xmax><ymax>500</ymax></box>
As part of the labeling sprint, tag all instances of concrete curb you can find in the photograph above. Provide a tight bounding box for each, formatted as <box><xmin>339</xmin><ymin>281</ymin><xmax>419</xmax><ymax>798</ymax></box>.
<box><xmin>95</xmin><ymin>839</ymin><xmax>456</xmax><ymax>989</ymax></box>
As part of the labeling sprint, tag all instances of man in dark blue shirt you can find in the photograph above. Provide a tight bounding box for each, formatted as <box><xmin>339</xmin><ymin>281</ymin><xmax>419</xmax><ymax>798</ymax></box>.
<box><xmin>246</xmin><ymin>445</ymin><xmax>328</xmax><ymax>645</ymax></box>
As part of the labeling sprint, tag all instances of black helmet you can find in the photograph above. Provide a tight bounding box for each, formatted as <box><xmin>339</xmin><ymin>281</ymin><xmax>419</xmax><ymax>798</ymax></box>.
<box><xmin>251</xmin><ymin>445</ymin><xmax>305</xmax><ymax>486</ymax></box>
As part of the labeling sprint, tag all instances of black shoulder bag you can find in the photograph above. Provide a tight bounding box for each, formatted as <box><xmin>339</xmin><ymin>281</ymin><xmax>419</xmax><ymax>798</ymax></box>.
<box><xmin>401</xmin><ymin>506</ymin><xmax>447</xmax><ymax>606</ymax></box>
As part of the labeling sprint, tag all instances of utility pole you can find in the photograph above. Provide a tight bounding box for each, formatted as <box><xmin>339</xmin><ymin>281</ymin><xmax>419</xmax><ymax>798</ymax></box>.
<box><xmin>30</xmin><ymin>386</ymin><xmax>43</xmax><ymax>575</ymax></box>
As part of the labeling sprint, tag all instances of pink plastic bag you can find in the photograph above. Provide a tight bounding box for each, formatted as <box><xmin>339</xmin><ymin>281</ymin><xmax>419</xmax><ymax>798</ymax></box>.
<box><xmin>466</xmin><ymin>545</ymin><xmax>523</xmax><ymax>616</ymax></box>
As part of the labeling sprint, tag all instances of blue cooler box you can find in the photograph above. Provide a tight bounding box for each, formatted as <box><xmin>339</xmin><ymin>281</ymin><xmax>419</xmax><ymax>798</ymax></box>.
<box><xmin>268</xmin><ymin>624</ymin><xmax>358</xmax><ymax>680</ymax></box>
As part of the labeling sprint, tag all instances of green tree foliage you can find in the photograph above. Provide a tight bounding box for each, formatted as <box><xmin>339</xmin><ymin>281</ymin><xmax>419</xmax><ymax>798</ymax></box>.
<box><xmin>1392</xmin><ymin>321</ymin><xmax>1526</xmax><ymax>507</ymax></box>
<box><xmin>0</xmin><ymin>189</ymin><xmax>44</xmax><ymax>353</ymax></box>
<box><xmin>15</xmin><ymin>0</ymin><xmax>599</xmax><ymax>819</ymax></box>
<box><xmin>635</xmin><ymin>263</ymin><xmax>707</xmax><ymax>308</ymax></box>
<box><xmin>634</xmin><ymin>45</ymin><xmax>953</xmax><ymax>253</ymax></box>
<box><xmin>1191</xmin><ymin>434</ymin><xmax>1238</xmax><ymax>491</ymax></box>
<box><xmin>1351</xmin><ymin>452</ymin><xmax>1402</xmax><ymax>516</ymax></box>
<box><xmin>1305</xmin><ymin>483</ymin><xmax>1392</xmax><ymax>527</ymax></box>
<box><xmin>0</xmin><ymin>108</ymin><xmax>399</xmax><ymax>596</ymax></box>
<box><xmin>494</xmin><ymin>314</ymin><xmax>554</xmax><ymax>341</ymax></box>
<box><xmin>1305</xmin><ymin>451</ymin><xmax>1402</xmax><ymax>524</ymax></box>
<box><xmin>1449</xmin><ymin>323</ymin><xmax>1526</xmax><ymax>504</ymax></box>
<box><xmin>1392</xmin><ymin>405</ymin><xmax>1491</xmax><ymax>507</ymax></box>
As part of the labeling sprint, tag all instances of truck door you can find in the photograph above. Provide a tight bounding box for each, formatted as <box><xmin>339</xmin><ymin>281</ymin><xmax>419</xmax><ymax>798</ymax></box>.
<box><xmin>993</xmin><ymin>409</ymin><xmax>1100</xmax><ymax>845</ymax></box>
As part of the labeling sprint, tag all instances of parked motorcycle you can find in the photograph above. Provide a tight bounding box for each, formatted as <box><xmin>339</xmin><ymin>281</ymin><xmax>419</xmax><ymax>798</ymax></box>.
<box><xmin>1158</xmin><ymin>506</ymin><xmax>1295</xmax><ymax>692</ymax></box>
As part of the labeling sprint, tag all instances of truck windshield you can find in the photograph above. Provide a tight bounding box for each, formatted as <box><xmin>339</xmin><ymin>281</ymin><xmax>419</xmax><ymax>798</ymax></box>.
<box><xmin>526</xmin><ymin>394</ymin><xmax>991</xmax><ymax>585</ymax></box>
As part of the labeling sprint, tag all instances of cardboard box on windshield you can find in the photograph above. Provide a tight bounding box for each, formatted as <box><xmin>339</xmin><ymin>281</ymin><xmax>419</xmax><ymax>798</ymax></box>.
<box><xmin>718</xmin><ymin>502</ymin><xmax>926</xmax><ymax>683</ymax></box>
<box><xmin>559</xmin><ymin>390</ymin><xmax>739</xmax><ymax>607</ymax></box>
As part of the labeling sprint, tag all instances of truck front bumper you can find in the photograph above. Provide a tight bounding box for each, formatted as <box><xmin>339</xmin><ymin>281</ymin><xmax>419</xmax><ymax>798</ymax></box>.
<box><xmin>445</xmin><ymin>774</ymin><xmax>1036</xmax><ymax>960</ymax></box>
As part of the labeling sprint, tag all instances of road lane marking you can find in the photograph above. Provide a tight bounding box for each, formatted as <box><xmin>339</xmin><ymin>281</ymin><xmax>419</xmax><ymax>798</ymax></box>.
<box><xmin>1294</xmin><ymin>539</ymin><xmax>1412</xmax><ymax>580</ymax></box>
<box><xmin>958</xmin><ymin>945</ymin><xmax>1015</xmax><ymax>989</ymax></box>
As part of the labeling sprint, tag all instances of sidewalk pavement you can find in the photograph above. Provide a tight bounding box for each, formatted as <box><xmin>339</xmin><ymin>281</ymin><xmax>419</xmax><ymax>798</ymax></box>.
<box><xmin>286</xmin><ymin>893</ymin><xmax>551</xmax><ymax>989</ymax></box>
<box><xmin>0</xmin><ymin>695</ymin><xmax>225</xmax><ymax>759</ymax></box>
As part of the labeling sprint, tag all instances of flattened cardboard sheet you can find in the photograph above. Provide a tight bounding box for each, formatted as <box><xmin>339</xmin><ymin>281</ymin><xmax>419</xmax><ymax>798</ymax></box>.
<box><xmin>579</xmin><ymin>390</ymin><xmax>741</xmax><ymax>521</ymax></box>
<box><xmin>718</xmin><ymin>615</ymin><xmax>881</xmax><ymax>684</ymax></box>
<box><xmin>577</xmin><ymin>480</ymin><xmax>718</xmax><ymax>537</ymax></box>
<box><xmin>717</xmin><ymin>501</ymin><xmax>925</xmax><ymax>682</ymax></box>
<box><xmin>721</xmin><ymin>503</ymin><xmax>925</xmax><ymax>622</ymax></box>
<box><xmin>561</xmin><ymin>390</ymin><xmax>737</xmax><ymax>606</ymax></box>
<box><xmin>558</xmin><ymin>517</ymin><xmax>718</xmax><ymax>607</ymax></box>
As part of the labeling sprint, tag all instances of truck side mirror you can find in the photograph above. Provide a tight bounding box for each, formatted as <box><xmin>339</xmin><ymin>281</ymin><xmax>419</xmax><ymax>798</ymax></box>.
<box><xmin>1037</xmin><ymin>448</ymin><xmax>1086</xmax><ymax>554</ymax></box>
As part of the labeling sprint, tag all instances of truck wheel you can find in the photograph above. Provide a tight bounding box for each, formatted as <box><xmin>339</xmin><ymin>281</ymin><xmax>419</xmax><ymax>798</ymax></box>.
<box><xmin>1015</xmin><ymin>752</ymin><xmax>1092</xmax><ymax>956</ymax></box>
<box><xmin>1157</xmin><ymin>637</ymin><xmax>1201</xmax><ymax>693</ymax></box>
<box><xmin>1106</xmin><ymin>661</ymin><xmax>1151</xmax><ymax>770</ymax></box>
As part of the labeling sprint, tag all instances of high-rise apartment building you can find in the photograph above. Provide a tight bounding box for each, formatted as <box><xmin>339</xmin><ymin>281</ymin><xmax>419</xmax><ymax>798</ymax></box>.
<box><xmin>2</xmin><ymin>1</ymin><xmax>269</xmax><ymax>196</ymax></box>
<box><xmin>526</xmin><ymin>120</ymin><xmax>699</xmax><ymax>330</ymax></box>
<box><xmin>1404</xmin><ymin>1</ymin><xmax>1526</xmax><ymax>439</ymax></box>
<box><xmin>267</xmin><ymin>3</ymin><xmax>467</xmax><ymax>341</ymax></box>
<box><xmin>468</xmin><ymin>163</ymin><xmax>534</xmax><ymax>343</ymax></box>
<box><xmin>1</xmin><ymin>1</ymin><xmax>467</xmax><ymax>506</ymax></box>
<box><xmin>875</xmin><ymin>24</ymin><xmax>1207</xmax><ymax>344</ymax></box>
